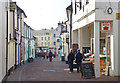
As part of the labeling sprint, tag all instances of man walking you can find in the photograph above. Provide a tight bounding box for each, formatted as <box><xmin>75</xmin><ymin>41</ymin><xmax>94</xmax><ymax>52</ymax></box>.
<box><xmin>49</xmin><ymin>50</ymin><xmax>53</xmax><ymax>62</ymax></box>
<box><xmin>68</xmin><ymin>49</ymin><xmax>75</xmax><ymax>73</ymax></box>
<box><xmin>75</xmin><ymin>49</ymin><xmax>83</xmax><ymax>73</ymax></box>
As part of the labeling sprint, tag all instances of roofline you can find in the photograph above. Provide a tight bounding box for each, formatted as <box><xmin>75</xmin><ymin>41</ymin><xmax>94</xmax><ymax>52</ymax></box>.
<box><xmin>17</xmin><ymin>5</ymin><xmax>27</xmax><ymax>18</ymax></box>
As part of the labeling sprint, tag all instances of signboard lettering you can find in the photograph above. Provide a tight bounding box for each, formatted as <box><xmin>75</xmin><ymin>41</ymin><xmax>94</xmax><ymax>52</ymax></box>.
<box><xmin>82</xmin><ymin>62</ymin><xmax>95</xmax><ymax>78</ymax></box>
<box><xmin>101</xmin><ymin>22</ymin><xmax>111</xmax><ymax>33</ymax></box>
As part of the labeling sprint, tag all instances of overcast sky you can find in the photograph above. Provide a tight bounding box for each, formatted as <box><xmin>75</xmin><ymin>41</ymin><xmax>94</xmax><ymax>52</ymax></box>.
<box><xmin>12</xmin><ymin>0</ymin><xmax>71</xmax><ymax>30</ymax></box>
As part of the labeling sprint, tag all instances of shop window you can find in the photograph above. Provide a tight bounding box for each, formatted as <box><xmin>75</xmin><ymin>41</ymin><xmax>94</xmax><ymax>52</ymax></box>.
<box><xmin>32</xmin><ymin>49</ymin><xmax>33</xmax><ymax>55</ymax></box>
<box><xmin>100</xmin><ymin>39</ymin><xmax>105</xmax><ymax>55</ymax></box>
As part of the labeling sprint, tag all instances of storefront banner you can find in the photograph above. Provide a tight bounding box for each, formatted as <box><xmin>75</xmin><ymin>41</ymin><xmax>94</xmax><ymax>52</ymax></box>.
<box><xmin>101</xmin><ymin>22</ymin><xmax>111</xmax><ymax>33</ymax></box>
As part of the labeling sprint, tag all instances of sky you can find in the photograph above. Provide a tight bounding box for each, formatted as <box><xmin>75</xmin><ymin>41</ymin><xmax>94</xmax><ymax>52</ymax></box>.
<box><xmin>12</xmin><ymin>0</ymin><xmax>71</xmax><ymax>30</ymax></box>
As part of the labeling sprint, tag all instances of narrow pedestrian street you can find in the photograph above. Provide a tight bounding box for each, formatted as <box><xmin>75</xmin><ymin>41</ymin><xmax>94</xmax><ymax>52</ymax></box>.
<box><xmin>5</xmin><ymin>56</ymin><xmax>118</xmax><ymax>82</ymax></box>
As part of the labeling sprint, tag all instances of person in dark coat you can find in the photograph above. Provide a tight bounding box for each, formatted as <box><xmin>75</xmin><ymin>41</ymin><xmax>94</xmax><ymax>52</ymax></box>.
<box><xmin>49</xmin><ymin>50</ymin><xmax>53</xmax><ymax>62</ymax></box>
<box><xmin>67</xmin><ymin>49</ymin><xmax>75</xmax><ymax>73</ymax></box>
<box><xmin>75</xmin><ymin>49</ymin><xmax>83</xmax><ymax>73</ymax></box>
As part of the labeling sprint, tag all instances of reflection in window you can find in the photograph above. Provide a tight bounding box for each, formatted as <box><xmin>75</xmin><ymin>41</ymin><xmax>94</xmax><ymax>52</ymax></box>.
<box><xmin>100</xmin><ymin>39</ymin><xmax>105</xmax><ymax>55</ymax></box>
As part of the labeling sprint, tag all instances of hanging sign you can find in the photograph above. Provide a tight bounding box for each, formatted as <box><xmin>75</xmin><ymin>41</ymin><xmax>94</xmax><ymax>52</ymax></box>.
<box><xmin>61</xmin><ymin>24</ymin><xmax>67</xmax><ymax>33</ymax></box>
<box><xmin>101</xmin><ymin>22</ymin><xmax>111</xmax><ymax>33</ymax></box>
<box><xmin>10</xmin><ymin>2</ymin><xmax>16</xmax><ymax>11</ymax></box>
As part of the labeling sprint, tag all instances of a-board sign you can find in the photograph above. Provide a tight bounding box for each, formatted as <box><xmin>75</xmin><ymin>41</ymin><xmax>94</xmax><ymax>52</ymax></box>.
<box><xmin>82</xmin><ymin>62</ymin><xmax>95</xmax><ymax>79</ymax></box>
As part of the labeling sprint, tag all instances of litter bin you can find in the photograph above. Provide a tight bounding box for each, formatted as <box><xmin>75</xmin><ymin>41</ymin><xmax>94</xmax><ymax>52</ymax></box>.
<box><xmin>61</xmin><ymin>56</ymin><xmax>65</xmax><ymax>61</ymax></box>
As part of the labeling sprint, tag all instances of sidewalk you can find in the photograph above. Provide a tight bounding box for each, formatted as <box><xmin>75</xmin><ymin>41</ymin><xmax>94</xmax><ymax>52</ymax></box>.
<box><xmin>4</xmin><ymin>56</ymin><xmax>119</xmax><ymax>82</ymax></box>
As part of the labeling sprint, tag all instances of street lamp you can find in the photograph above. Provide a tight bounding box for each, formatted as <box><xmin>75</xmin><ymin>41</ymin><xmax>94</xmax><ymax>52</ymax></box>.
<box><xmin>66</xmin><ymin>34</ymin><xmax>69</xmax><ymax>53</ymax></box>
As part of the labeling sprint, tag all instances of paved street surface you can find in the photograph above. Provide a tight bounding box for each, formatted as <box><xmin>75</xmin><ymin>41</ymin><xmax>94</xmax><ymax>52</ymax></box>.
<box><xmin>5</xmin><ymin>56</ymin><xmax>119</xmax><ymax>82</ymax></box>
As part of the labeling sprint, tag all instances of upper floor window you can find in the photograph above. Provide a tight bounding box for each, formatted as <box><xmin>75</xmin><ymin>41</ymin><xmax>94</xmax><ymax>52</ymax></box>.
<box><xmin>79</xmin><ymin>0</ymin><xmax>82</xmax><ymax>10</ymax></box>
<box><xmin>45</xmin><ymin>42</ymin><xmax>47</xmax><ymax>46</ymax></box>
<box><xmin>48</xmin><ymin>42</ymin><xmax>50</xmax><ymax>46</ymax></box>
<box><xmin>75</xmin><ymin>0</ymin><xmax>77</xmax><ymax>14</ymax></box>
<box><xmin>86</xmin><ymin>0</ymin><xmax>89</xmax><ymax>5</ymax></box>
<box><xmin>45</xmin><ymin>37</ymin><xmax>46</xmax><ymax>40</ymax></box>
<box><xmin>46</xmin><ymin>32</ymin><xmax>49</xmax><ymax>35</ymax></box>
<box><xmin>54</xmin><ymin>34</ymin><xmax>56</xmax><ymax>38</ymax></box>
<box><xmin>41</xmin><ymin>37</ymin><xmax>43</xmax><ymax>40</ymax></box>
<box><xmin>41</xmin><ymin>42</ymin><xmax>43</xmax><ymax>46</ymax></box>
<box><xmin>48</xmin><ymin>37</ymin><xmax>50</xmax><ymax>40</ymax></box>
<box><xmin>54</xmin><ymin>42</ymin><xmax>56</xmax><ymax>46</ymax></box>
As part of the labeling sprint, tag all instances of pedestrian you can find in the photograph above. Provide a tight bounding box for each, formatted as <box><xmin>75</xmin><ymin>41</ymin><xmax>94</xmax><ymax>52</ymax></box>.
<box><xmin>49</xmin><ymin>50</ymin><xmax>53</xmax><ymax>62</ymax></box>
<box><xmin>53</xmin><ymin>50</ymin><xmax>56</xmax><ymax>58</ymax></box>
<box><xmin>43</xmin><ymin>52</ymin><xmax>46</xmax><ymax>59</ymax></box>
<box><xmin>75</xmin><ymin>49</ymin><xmax>83</xmax><ymax>73</ymax></box>
<box><xmin>67</xmin><ymin>49</ymin><xmax>75</xmax><ymax>73</ymax></box>
<box><xmin>46</xmin><ymin>51</ymin><xmax>49</xmax><ymax>59</ymax></box>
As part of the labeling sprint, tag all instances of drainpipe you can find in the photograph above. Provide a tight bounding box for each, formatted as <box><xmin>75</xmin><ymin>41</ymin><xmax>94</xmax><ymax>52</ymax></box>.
<box><xmin>13</xmin><ymin>8</ymin><xmax>16</xmax><ymax>68</ymax></box>
<box><xmin>70</xmin><ymin>1</ymin><xmax>73</xmax><ymax>48</ymax></box>
<box><xmin>6</xmin><ymin>8</ymin><xmax>8</xmax><ymax>76</ymax></box>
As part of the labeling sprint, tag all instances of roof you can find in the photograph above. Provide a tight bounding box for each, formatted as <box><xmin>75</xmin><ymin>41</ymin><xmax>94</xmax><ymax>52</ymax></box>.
<box><xmin>17</xmin><ymin>5</ymin><xmax>27</xmax><ymax>18</ymax></box>
<box><xmin>66</xmin><ymin>4</ymin><xmax>72</xmax><ymax>11</ymax></box>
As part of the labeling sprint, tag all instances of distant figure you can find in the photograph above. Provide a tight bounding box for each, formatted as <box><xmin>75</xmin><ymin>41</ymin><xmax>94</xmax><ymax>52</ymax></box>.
<box><xmin>49</xmin><ymin>50</ymin><xmax>53</xmax><ymax>62</ymax></box>
<box><xmin>53</xmin><ymin>50</ymin><xmax>56</xmax><ymax>58</ymax></box>
<box><xmin>43</xmin><ymin>52</ymin><xmax>46</xmax><ymax>59</ymax></box>
<box><xmin>67</xmin><ymin>49</ymin><xmax>75</xmax><ymax>73</ymax></box>
<box><xmin>46</xmin><ymin>51</ymin><xmax>49</xmax><ymax>59</ymax></box>
<box><xmin>75</xmin><ymin>49</ymin><xmax>83</xmax><ymax>73</ymax></box>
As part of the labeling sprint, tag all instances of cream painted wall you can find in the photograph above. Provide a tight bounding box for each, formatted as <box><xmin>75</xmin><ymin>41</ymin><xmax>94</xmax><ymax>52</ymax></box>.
<box><xmin>82</xmin><ymin>27</ymin><xmax>90</xmax><ymax>47</ymax></box>
<box><xmin>0</xmin><ymin>0</ymin><xmax>8</xmax><ymax>82</ymax></box>
<box><xmin>73</xmin><ymin>30</ymin><xmax>78</xmax><ymax>44</ymax></box>
<box><xmin>118</xmin><ymin>1</ymin><xmax>120</xmax><ymax>76</ymax></box>
<box><xmin>0</xmin><ymin>1</ymin><xmax>3</xmax><ymax>82</ymax></box>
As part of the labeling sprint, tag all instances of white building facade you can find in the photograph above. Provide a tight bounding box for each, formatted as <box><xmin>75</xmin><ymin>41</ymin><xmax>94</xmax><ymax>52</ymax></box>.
<box><xmin>0</xmin><ymin>0</ymin><xmax>9</xmax><ymax>82</ymax></box>
<box><xmin>72</xmin><ymin>0</ymin><xmax>120</xmax><ymax>77</ymax></box>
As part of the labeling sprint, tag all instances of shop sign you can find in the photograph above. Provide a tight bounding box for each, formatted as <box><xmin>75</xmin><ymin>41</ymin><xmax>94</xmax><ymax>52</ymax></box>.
<box><xmin>116</xmin><ymin>13</ymin><xmax>120</xmax><ymax>19</ymax></box>
<box><xmin>10</xmin><ymin>2</ymin><xmax>16</xmax><ymax>11</ymax></box>
<box><xmin>61</xmin><ymin>24</ymin><xmax>67</xmax><ymax>33</ymax></box>
<box><xmin>72</xmin><ymin>44</ymin><xmax>78</xmax><ymax>49</ymax></box>
<box><xmin>59</xmin><ymin>39</ymin><xmax>62</xmax><ymax>44</ymax></box>
<box><xmin>101</xmin><ymin>22</ymin><xmax>111</xmax><ymax>33</ymax></box>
